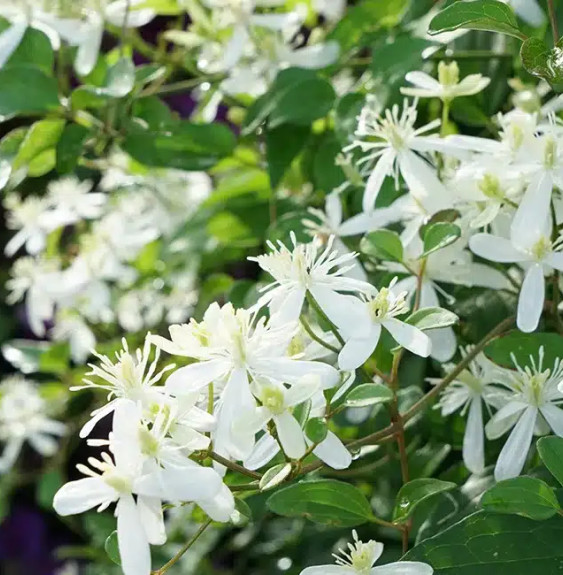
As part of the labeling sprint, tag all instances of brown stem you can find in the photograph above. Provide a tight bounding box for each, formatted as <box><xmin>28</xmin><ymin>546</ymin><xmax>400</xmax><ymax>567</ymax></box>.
<box><xmin>548</xmin><ymin>0</ymin><xmax>560</xmax><ymax>45</ymax></box>
<box><xmin>207</xmin><ymin>451</ymin><xmax>263</xmax><ymax>480</ymax></box>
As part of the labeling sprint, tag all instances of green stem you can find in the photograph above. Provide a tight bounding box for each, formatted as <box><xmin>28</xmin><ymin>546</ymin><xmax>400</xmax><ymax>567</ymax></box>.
<box><xmin>152</xmin><ymin>519</ymin><xmax>212</xmax><ymax>575</ymax></box>
<box><xmin>300</xmin><ymin>316</ymin><xmax>340</xmax><ymax>354</ymax></box>
<box><xmin>548</xmin><ymin>0</ymin><xmax>559</xmax><ymax>45</ymax></box>
<box><xmin>139</xmin><ymin>75</ymin><xmax>225</xmax><ymax>98</ymax></box>
<box><xmin>306</xmin><ymin>291</ymin><xmax>345</xmax><ymax>346</ymax></box>
<box><xmin>440</xmin><ymin>100</ymin><xmax>451</xmax><ymax>137</ymax></box>
<box><xmin>207</xmin><ymin>451</ymin><xmax>262</xmax><ymax>480</ymax></box>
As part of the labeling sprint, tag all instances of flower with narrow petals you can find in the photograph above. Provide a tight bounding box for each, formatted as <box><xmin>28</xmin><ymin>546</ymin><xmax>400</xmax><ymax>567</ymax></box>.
<box><xmin>0</xmin><ymin>376</ymin><xmax>66</xmax><ymax>473</ymax></box>
<box><xmin>486</xmin><ymin>348</ymin><xmax>563</xmax><ymax>481</ymax></box>
<box><xmin>433</xmin><ymin>350</ymin><xmax>506</xmax><ymax>474</ymax></box>
<box><xmin>401</xmin><ymin>61</ymin><xmax>490</xmax><ymax>102</ymax></box>
<box><xmin>300</xmin><ymin>530</ymin><xmax>433</xmax><ymax>575</ymax></box>
<box><xmin>249</xmin><ymin>233</ymin><xmax>374</xmax><ymax>328</ymax></box>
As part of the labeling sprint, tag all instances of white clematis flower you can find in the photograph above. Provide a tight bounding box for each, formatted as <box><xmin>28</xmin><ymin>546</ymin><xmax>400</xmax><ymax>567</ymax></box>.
<box><xmin>72</xmin><ymin>335</ymin><xmax>174</xmax><ymax>438</ymax></box>
<box><xmin>345</xmin><ymin>98</ymin><xmax>454</xmax><ymax>214</ymax></box>
<box><xmin>486</xmin><ymin>348</ymin><xmax>563</xmax><ymax>481</ymax></box>
<box><xmin>469</xmin><ymin>200</ymin><xmax>563</xmax><ymax>333</ymax></box>
<box><xmin>434</xmin><ymin>350</ymin><xmax>506</xmax><ymax>474</ymax></box>
<box><xmin>249</xmin><ymin>233</ymin><xmax>374</xmax><ymax>328</ymax></box>
<box><xmin>46</xmin><ymin>176</ymin><xmax>106</xmax><ymax>224</ymax></box>
<box><xmin>401</xmin><ymin>61</ymin><xmax>490</xmax><ymax>102</ymax></box>
<box><xmin>150</xmin><ymin>303</ymin><xmax>340</xmax><ymax>462</ymax></box>
<box><xmin>327</xmin><ymin>280</ymin><xmax>432</xmax><ymax>371</ymax></box>
<box><xmin>0</xmin><ymin>376</ymin><xmax>66</xmax><ymax>473</ymax></box>
<box><xmin>300</xmin><ymin>530</ymin><xmax>433</xmax><ymax>575</ymax></box>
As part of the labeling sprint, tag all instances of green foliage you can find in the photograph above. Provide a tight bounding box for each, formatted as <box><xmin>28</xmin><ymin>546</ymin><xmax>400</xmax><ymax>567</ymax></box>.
<box><xmin>344</xmin><ymin>383</ymin><xmax>394</xmax><ymax>408</ymax></box>
<box><xmin>521</xmin><ymin>39</ymin><xmax>563</xmax><ymax>93</ymax></box>
<box><xmin>406</xmin><ymin>307</ymin><xmax>459</xmax><ymax>331</ymax></box>
<box><xmin>267</xmin><ymin>480</ymin><xmax>375</xmax><ymax>527</ymax></box>
<box><xmin>428</xmin><ymin>0</ymin><xmax>525</xmax><ymax>40</ymax></box>
<box><xmin>105</xmin><ymin>531</ymin><xmax>121</xmax><ymax>566</ymax></box>
<box><xmin>305</xmin><ymin>418</ymin><xmax>329</xmax><ymax>443</ymax></box>
<box><xmin>485</xmin><ymin>332</ymin><xmax>563</xmax><ymax>368</ymax></box>
<box><xmin>406</xmin><ymin>512</ymin><xmax>563</xmax><ymax>573</ymax></box>
<box><xmin>537</xmin><ymin>436</ymin><xmax>563</xmax><ymax>486</ymax></box>
<box><xmin>421</xmin><ymin>222</ymin><xmax>461</xmax><ymax>258</ymax></box>
<box><xmin>393</xmin><ymin>478</ymin><xmax>457</xmax><ymax>523</ymax></box>
<box><xmin>360</xmin><ymin>229</ymin><xmax>404</xmax><ymax>262</ymax></box>
<box><xmin>481</xmin><ymin>477</ymin><xmax>560</xmax><ymax>520</ymax></box>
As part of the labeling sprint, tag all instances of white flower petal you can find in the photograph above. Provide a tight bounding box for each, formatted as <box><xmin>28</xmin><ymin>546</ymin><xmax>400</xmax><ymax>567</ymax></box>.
<box><xmin>53</xmin><ymin>478</ymin><xmax>116</xmax><ymax>516</ymax></box>
<box><xmin>469</xmin><ymin>234</ymin><xmax>526</xmax><ymax>263</ymax></box>
<box><xmin>404</xmin><ymin>71</ymin><xmax>441</xmax><ymax>91</ymax></box>
<box><xmin>137</xmin><ymin>496</ymin><xmax>166</xmax><ymax>546</ymax></box>
<box><xmin>540</xmin><ymin>404</ymin><xmax>563</xmax><ymax>436</ymax></box>
<box><xmin>244</xmin><ymin>433</ymin><xmax>280</xmax><ymax>470</ymax></box>
<box><xmin>485</xmin><ymin>401</ymin><xmax>527</xmax><ymax>440</ymax></box>
<box><xmin>254</xmin><ymin>357</ymin><xmax>340</xmax><ymax>389</ymax></box>
<box><xmin>362</xmin><ymin>148</ymin><xmax>396</xmax><ymax>213</ymax></box>
<box><xmin>383</xmin><ymin>318</ymin><xmax>431</xmax><ymax>358</ymax></box>
<box><xmin>338</xmin><ymin>328</ymin><xmax>380</xmax><ymax>371</ymax></box>
<box><xmin>494</xmin><ymin>406</ymin><xmax>537</xmax><ymax>481</ymax></box>
<box><xmin>117</xmin><ymin>494</ymin><xmax>151</xmax><ymax>575</ymax></box>
<box><xmin>371</xmin><ymin>562</ymin><xmax>434</xmax><ymax>575</ymax></box>
<box><xmin>517</xmin><ymin>263</ymin><xmax>545</xmax><ymax>333</ymax></box>
<box><xmin>428</xmin><ymin>327</ymin><xmax>457</xmax><ymax>363</ymax></box>
<box><xmin>198</xmin><ymin>483</ymin><xmax>235</xmax><ymax>522</ymax></box>
<box><xmin>165</xmin><ymin>360</ymin><xmax>229</xmax><ymax>395</ymax></box>
<box><xmin>312</xmin><ymin>431</ymin><xmax>352</xmax><ymax>470</ymax></box>
<box><xmin>301</xmin><ymin>567</ymin><xmax>355</xmax><ymax>575</ymax></box>
<box><xmin>463</xmin><ymin>397</ymin><xmax>485</xmax><ymax>474</ymax></box>
<box><xmin>74</xmin><ymin>16</ymin><xmax>104</xmax><ymax>76</ymax></box>
<box><xmin>511</xmin><ymin>0</ymin><xmax>545</xmax><ymax>26</ymax></box>
<box><xmin>274</xmin><ymin>412</ymin><xmax>306</xmax><ymax>459</ymax></box>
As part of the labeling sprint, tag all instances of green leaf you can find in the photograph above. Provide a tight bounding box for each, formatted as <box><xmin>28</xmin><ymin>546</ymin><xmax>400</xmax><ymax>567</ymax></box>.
<box><xmin>344</xmin><ymin>383</ymin><xmax>393</xmax><ymax>408</ymax></box>
<box><xmin>481</xmin><ymin>477</ymin><xmax>560</xmax><ymax>520</ymax></box>
<box><xmin>3</xmin><ymin>27</ymin><xmax>54</xmax><ymax>74</ymax></box>
<box><xmin>360</xmin><ymin>229</ymin><xmax>403</xmax><ymax>262</ymax></box>
<box><xmin>105</xmin><ymin>531</ymin><xmax>121</xmax><ymax>566</ymax></box>
<box><xmin>13</xmin><ymin>119</ymin><xmax>65</xmax><ymax>170</ymax></box>
<box><xmin>371</xmin><ymin>36</ymin><xmax>432</xmax><ymax>82</ymax></box>
<box><xmin>268</xmin><ymin>77</ymin><xmax>335</xmax><ymax>128</ymax></box>
<box><xmin>406</xmin><ymin>307</ymin><xmax>459</xmax><ymax>331</ymax></box>
<box><xmin>313</xmin><ymin>134</ymin><xmax>346</xmax><ymax>192</ymax></box>
<box><xmin>56</xmin><ymin>124</ymin><xmax>90</xmax><ymax>174</ymax></box>
<box><xmin>521</xmin><ymin>39</ymin><xmax>563</xmax><ymax>92</ymax></box>
<box><xmin>267</xmin><ymin>480</ymin><xmax>374</xmax><ymax>527</ymax></box>
<box><xmin>405</xmin><ymin>511</ymin><xmax>563</xmax><ymax>573</ymax></box>
<box><xmin>393</xmin><ymin>478</ymin><xmax>456</xmax><ymax>523</ymax></box>
<box><xmin>485</xmin><ymin>331</ymin><xmax>563</xmax><ymax>369</ymax></box>
<box><xmin>259</xmin><ymin>463</ymin><xmax>292</xmax><ymax>491</ymax></box>
<box><xmin>428</xmin><ymin>0</ymin><xmax>525</xmax><ymax>40</ymax></box>
<box><xmin>266</xmin><ymin>124</ymin><xmax>310</xmax><ymax>188</ymax></box>
<box><xmin>37</xmin><ymin>470</ymin><xmax>64</xmax><ymax>509</ymax></box>
<box><xmin>105</xmin><ymin>57</ymin><xmax>136</xmax><ymax>97</ymax></box>
<box><xmin>0</xmin><ymin>66</ymin><xmax>60</xmax><ymax>118</ymax></box>
<box><xmin>329</xmin><ymin>0</ymin><xmax>409</xmax><ymax>51</ymax></box>
<box><xmin>537</xmin><ymin>436</ymin><xmax>563</xmax><ymax>487</ymax></box>
<box><xmin>421</xmin><ymin>222</ymin><xmax>461</xmax><ymax>258</ymax></box>
<box><xmin>123</xmin><ymin>122</ymin><xmax>236</xmax><ymax>171</ymax></box>
<box><xmin>233</xmin><ymin>498</ymin><xmax>253</xmax><ymax>526</ymax></box>
<box><xmin>305</xmin><ymin>418</ymin><xmax>328</xmax><ymax>443</ymax></box>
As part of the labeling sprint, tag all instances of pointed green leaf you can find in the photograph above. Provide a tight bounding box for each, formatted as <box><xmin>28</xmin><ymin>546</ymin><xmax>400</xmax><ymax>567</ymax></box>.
<box><xmin>345</xmin><ymin>383</ymin><xmax>393</xmax><ymax>408</ymax></box>
<box><xmin>537</xmin><ymin>436</ymin><xmax>563</xmax><ymax>487</ymax></box>
<box><xmin>393</xmin><ymin>478</ymin><xmax>456</xmax><ymax>523</ymax></box>
<box><xmin>360</xmin><ymin>229</ymin><xmax>404</xmax><ymax>262</ymax></box>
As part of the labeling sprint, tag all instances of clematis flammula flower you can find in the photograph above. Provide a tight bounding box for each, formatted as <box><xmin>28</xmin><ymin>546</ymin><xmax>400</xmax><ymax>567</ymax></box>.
<box><xmin>150</xmin><ymin>303</ymin><xmax>340</xmax><ymax>462</ymax></box>
<box><xmin>300</xmin><ymin>530</ymin><xmax>433</xmax><ymax>575</ymax></box>
<box><xmin>433</xmin><ymin>350</ymin><xmax>506</xmax><ymax>474</ymax></box>
<box><xmin>469</xmin><ymin>198</ymin><xmax>563</xmax><ymax>333</ymax></box>
<box><xmin>72</xmin><ymin>335</ymin><xmax>174</xmax><ymax>438</ymax></box>
<box><xmin>401</xmin><ymin>61</ymin><xmax>490</xmax><ymax>103</ymax></box>
<box><xmin>344</xmin><ymin>98</ymin><xmax>453</xmax><ymax>214</ymax></box>
<box><xmin>46</xmin><ymin>176</ymin><xmax>106</xmax><ymax>224</ymax></box>
<box><xmin>486</xmin><ymin>348</ymin><xmax>563</xmax><ymax>481</ymax></box>
<box><xmin>234</xmin><ymin>376</ymin><xmax>320</xmax><ymax>460</ymax></box>
<box><xmin>0</xmin><ymin>376</ymin><xmax>66</xmax><ymax>473</ymax></box>
<box><xmin>249</xmin><ymin>233</ymin><xmax>374</xmax><ymax>328</ymax></box>
<box><xmin>325</xmin><ymin>279</ymin><xmax>432</xmax><ymax>371</ymax></box>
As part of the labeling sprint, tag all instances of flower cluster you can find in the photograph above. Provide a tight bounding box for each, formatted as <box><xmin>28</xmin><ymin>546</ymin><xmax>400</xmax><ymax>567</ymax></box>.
<box><xmin>4</xmin><ymin>159</ymin><xmax>210</xmax><ymax>363</ymax></box>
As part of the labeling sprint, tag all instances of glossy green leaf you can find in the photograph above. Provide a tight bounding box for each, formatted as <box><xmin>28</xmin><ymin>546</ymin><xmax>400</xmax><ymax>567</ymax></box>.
<box><xmin>123</xmin><ymin>122</ymin><xmax>236</xmax><ymax>171</ymax></box>
<box><xmin>485</xmin><ymin>331</ymin><xmax>563</xmax><ymax>369</ymax></box>
<box><xmin>481</xmin><ymin>477</ymin><xmax>560</xmax><ymax>520</ymax></box>
<box><xmin>360</xmin><ymin>229</ymin><xmax>403</xmax><ymax>262</ymax></box>
<box><xmin>537</xmin><ymin>436</ymin><xmax>563</xmax><ymax>487</ymax></box>
<box><xmin>105</xmin><ymin>531</ymin><xmax>121</xmax><ymax>566</ymax></box>
<box><xmin>267</xmin><ymin>480</ymin><xmax>374</xmax><ymax>527</ymax></box>
<box><xmin>406</xmin><ymin>307</ymin><xmax>459</xmax><ymax>331</ymax></box>
<box><xmin>56</xmin><ymin>124</ymin><xmax>90</xmax><ymax>174</ymax></box>
<box><xmin>521</xmin><ymin>39</ymin><xmax>563</xmax><ymax>92</ymax></box>
<box><xmin>3</xmin><ymin>27</ymin><xmax>54</xmax><ymax>74</ymax></box>
<box><xmin>13</xmin><ymin>119</ymin><xmax>65</xmax><ymax>169</ymax></box>
<box><xmin>305</xmin><ymin>418</ymin><xmax>328</xmax><ymax>443</ymax></box>
<box><xmin>344</xmin><ymin>383</ymin><xmax>393</xmax><ymax>408</ymax></box>
<box><xmin>266</xmin><ymin>124</ymin><xmax>310</xmax><ymax>188</ymax></box>
<box><xmin>428</xmin><ymin>0</ymin><xmax>525</xmax><ymax>40</ymax></box>
<box><xmin>393</xmin><ymin>478</ymin><xmax>456</xmax><ymax>523</ymax></box>
<box><xmin>0</xmin><ymin>66</ymin><xmax>60</xmax><ymax>117</ymax></box>
<box><xmin>405</xmin><ymin>511</ymin><xmax>563</xmax><ymax>573</ymax></box>
<box><xmin>421</xmin><ymin>222</ymin><xmax>461</xmax><ymax>258</ymax></box>
<box><xmin>260</xmin><ymin>463</ymin><xmax>292</xmax><ymax>491</ymax></box>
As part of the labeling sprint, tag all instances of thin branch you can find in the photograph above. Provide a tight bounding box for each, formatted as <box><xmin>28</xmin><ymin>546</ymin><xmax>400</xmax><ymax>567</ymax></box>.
<box><xmin>300</xmin><ymin>316</ymin><xmax>340</xmax><ymax>354</ymax></box>
<box><xmin>548</xmin><ymin>0</ymin><xmax>559</xmax><ymax>45</ymax></box>
<box><xmin>306</xmin><ymin>291</ymin><xmax>345</xmax><ymax>346</ymax></box>
<box><xmin>152</xmin><ymin>519</ymin><xmax>212</xmax><ymax>575</ymax></box>
<box><xmin>207</xmin><ymin>451</ymin><xmax>263</xmax><ymax>480</ymax></box>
